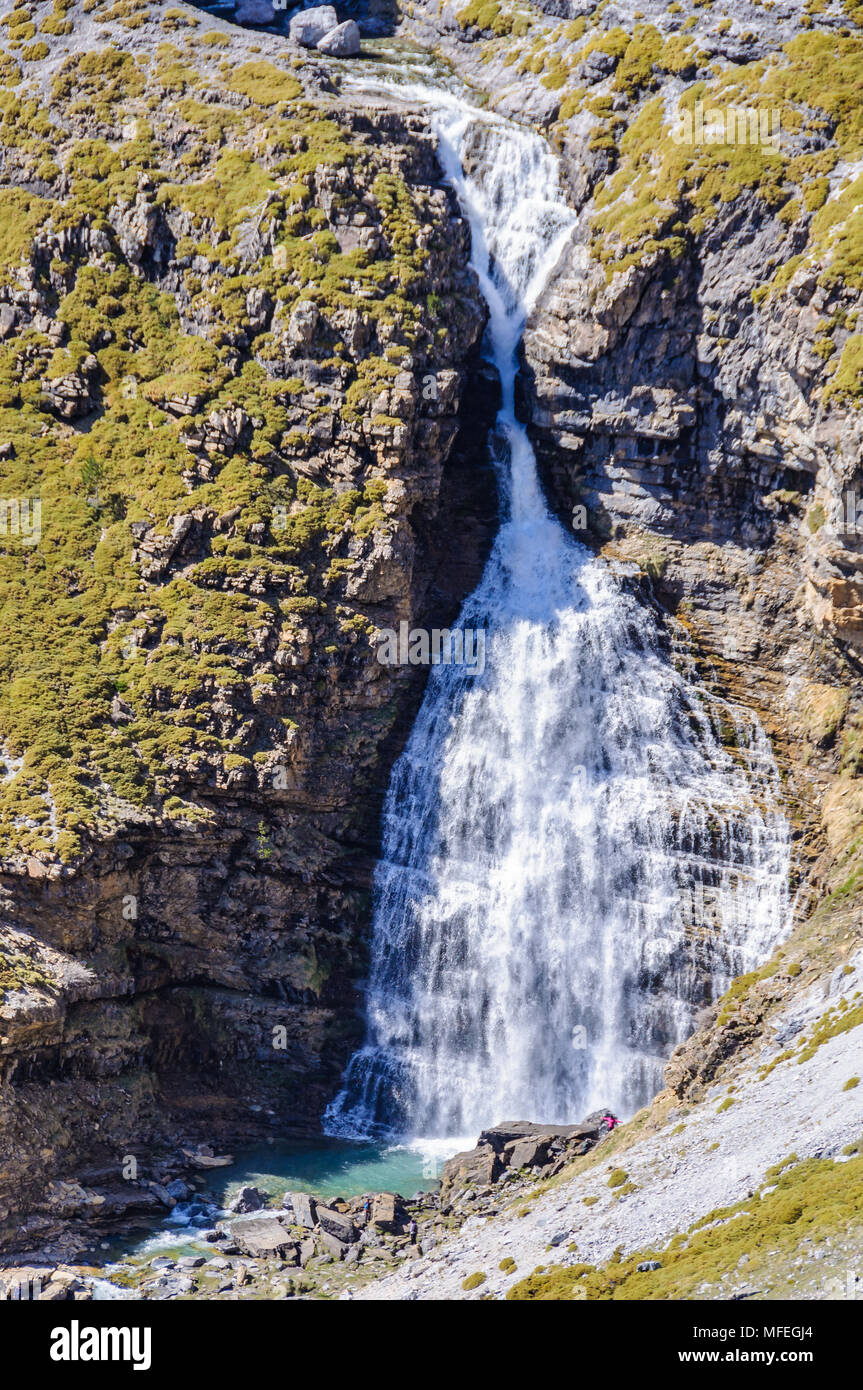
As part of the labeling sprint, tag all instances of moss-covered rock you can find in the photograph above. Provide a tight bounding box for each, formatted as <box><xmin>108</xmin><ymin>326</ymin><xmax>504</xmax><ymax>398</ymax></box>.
<box><xmin>0</xmin><ymin>0</ymin><xmax>493</xmax><ymax>1254</ymax></box>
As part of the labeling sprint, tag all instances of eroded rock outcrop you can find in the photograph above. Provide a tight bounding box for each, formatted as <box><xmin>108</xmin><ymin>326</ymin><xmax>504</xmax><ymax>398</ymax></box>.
<box><xmin>440</xmin><ymin>1114</ymin><xmax>615</xmax><ymax>1198</ymax></box>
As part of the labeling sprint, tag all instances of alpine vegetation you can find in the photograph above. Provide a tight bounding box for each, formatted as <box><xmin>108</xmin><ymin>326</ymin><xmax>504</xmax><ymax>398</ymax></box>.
<box><xmin>0</xmin><ymin>0</ymin><xmax>861</xmax><ymax>1324</ymax></box>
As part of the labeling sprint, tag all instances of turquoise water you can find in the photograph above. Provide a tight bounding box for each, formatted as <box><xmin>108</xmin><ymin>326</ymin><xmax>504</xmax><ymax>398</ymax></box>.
<box><xmin>86</xmin><ymin>1138</ymin><xmax>459</xmax><ymax>1282</ymax></box>
<box><xmin>201</xmin><ymin>1138</ymin><xmax>445</xmax><ymax>1205</ymax></box>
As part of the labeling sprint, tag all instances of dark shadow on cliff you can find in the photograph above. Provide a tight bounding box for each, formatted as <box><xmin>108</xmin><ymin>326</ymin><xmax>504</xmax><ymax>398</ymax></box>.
<box><xmin>517</xmin><ymin>194</ymin><xmax>819</xmax><ymax>620</ymax></box>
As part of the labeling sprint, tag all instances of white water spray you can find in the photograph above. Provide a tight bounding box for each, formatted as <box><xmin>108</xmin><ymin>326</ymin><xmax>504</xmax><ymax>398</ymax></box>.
<box><xmin>325</xmin><ymin>81</ymin><xmax>791</xmax><ymax>1141</ymax></box>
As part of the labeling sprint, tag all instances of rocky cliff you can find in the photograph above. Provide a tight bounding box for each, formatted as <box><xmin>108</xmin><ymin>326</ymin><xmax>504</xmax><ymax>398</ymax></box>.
<box><xmin>0</xmin><ymin>0</ymin><xmax>495</xmax><ymax>1252</ymax></box>
<box><xmin>2</xmin><ymin>0</ymin><xmax>863</xmax><ymax>1274</ymax></box>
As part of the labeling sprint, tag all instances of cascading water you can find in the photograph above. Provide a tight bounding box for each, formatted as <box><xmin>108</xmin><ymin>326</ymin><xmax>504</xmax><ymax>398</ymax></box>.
<box><xmin>325</xmin><ymin>77</ymin><xmax>791</xmax><ymax>1142</ymax></box>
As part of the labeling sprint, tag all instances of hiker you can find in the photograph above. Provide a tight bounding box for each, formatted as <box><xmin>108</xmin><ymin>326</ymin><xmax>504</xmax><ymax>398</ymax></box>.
<box><xmin>362</xmin><ymin>1196</ymin><xmax>372</xmax><ymax>1225</ymax></box>
<box><xmin>409</xmin><ymin>1218</ymin><xmax>418</xmax><ymax>1245</ymax></box>
<box><xmin>604</xmin><ymin>1113</ymin><xmax>619</xmax><ymax>1131</ymax></box>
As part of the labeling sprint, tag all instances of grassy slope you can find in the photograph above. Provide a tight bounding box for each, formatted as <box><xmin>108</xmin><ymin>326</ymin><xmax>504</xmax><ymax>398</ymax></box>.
<box><xmin>0</xmin><ymin>1</ymin><xmax>473</xmax><ymax>871</ymax></box>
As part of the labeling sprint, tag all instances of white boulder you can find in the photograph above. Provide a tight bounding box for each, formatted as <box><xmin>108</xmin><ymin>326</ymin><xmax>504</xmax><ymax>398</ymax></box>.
<box><xmin>289</xmin><ymin>5</ymin><xmax>338</xmax><ymax>46</ymax></box>
<box><xmin>316</xmin><ymin>18</ymin><xmax>360</xmax><ymax>56</ymax></box>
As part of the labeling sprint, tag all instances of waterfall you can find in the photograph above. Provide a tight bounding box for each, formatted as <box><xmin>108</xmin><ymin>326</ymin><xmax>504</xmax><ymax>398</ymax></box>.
<box><xmin>324</xmin><ymin>84</ymin><xmax>791</xmax><ymax>1141</ymax></box>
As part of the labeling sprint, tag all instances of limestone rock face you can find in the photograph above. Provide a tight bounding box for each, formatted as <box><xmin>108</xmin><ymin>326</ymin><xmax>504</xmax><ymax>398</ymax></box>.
<box><xmin>41</xmin><ymin>355</ymin><xmax>99</xmax><ymax>419</ymax></box>
<box><xmin>0</xmin><ymin>1</ymin><xmax>496</xmax><ymax>1254</ymax></box>
<box><xmin>316</xmin><ymin>20</ymin><xmax>361</xmax><ymax>57</ymax></box>
<box><xmin>9</xmin><ymin>0</ymin><xmax>863</xmax><ymax>1268</ymax></box>
<box><xmin>286</xmin><ymin>299</ymin><xmax>320</xmax><ymax>345</ymax></box>
<box><xmin>389</xmin><ymin>9</ymin><xmax>863</xmax><ymax>1089</ymax></box>
<box><xmin>289</xmin><ymin>5</ymin><xmax>339</xmax><ymax>46</ymax></box>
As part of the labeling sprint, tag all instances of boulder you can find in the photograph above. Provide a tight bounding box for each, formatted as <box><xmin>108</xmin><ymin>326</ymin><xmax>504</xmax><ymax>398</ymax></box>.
<box><xmin>284</xmin><ymin>1191</ymin><xmax>317</xmax><ymax>1229</ymax></box>
<box><xmin>478</xmin><ymin>1121</ymin><xmax>600</xmax><ymax>1152</ymax></box>
<box><xmin>38</xmin><ymin>1280</ymin><xmax>74</xmax><ymax>1301</ymax></box>
<box><xmin>580</xmin><ymin>1109</ymin><xmax>618</xmax><ymax>1134</ymax></box>
<box><xmin>227</xmin><ymin>1216</ymin><xmax>296</xmax><ymax>1259</ymax></box>
<box><xmin>441</xmin><ymin>1115</ymin><xmax>615</xmax><ymax>1196</ymax></box>
<box><xmin>371</xmin><ymin>1192</ymin><xmax>404</xmax><ymax>1232</ymax></box>
<box><xmin>147</xmin><ymin>1182</ymin><xmax>177</xmax><ymax>1209</ymax></box>
<box><xmin>504</xmin><ymin>1136</ymin><xmax>551</xmax><ymax>1169</ymax></box>
<box><xmin>319</xmin><ymin>1230</ymin><xmax>349</xmax><ymax>1261</ymax></box>
<box><xmin>289</xmin><ymin>5</ymin><xmax>337</xmax><ymax>46</ymax></box>
<box><xmin>315</xmin><ymin>19</ymin><xmax>360</xmax><ymax>56</ymax></box>
<box><xmin>361</xmin><ymin>1245</ymin><xmax>393</xmax><ymax>1263</ymax></box>
<box><xmin>228</xmin><ymin>1185</ymin><xmax>267</xmax><ymax>1214</ymax></box>
<box><xmin>164</xmin><ymin>1178</ymin><xmax>192</xmax><ymax>1201</ymax></box>
<box><xmin>440</xmin><ymin>1144</ymin><xmax>501</xmax><ymax>1193</ymax></box>
<box><xmin>161</xmin><ymin>1276</ymin><xmax>194</xmax><ymax>1296</ymax></box>
<box><xmin>316</xmin><ymin>1205</ymin><xmax>357</xmax><ymax>1243</ymax></box>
